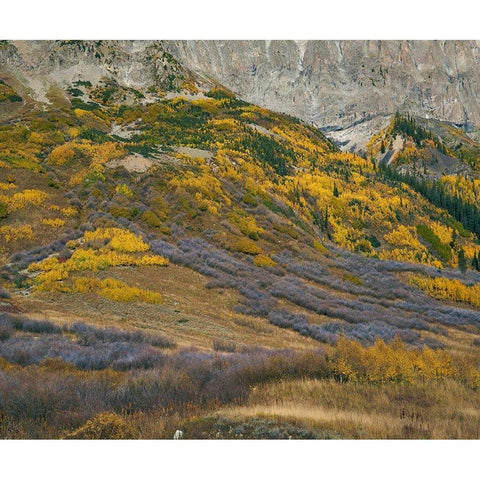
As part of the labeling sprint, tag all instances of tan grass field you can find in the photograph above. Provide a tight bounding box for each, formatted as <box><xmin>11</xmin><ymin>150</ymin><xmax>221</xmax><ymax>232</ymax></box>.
<box><xmin>216</xmin><ymin>378</ymin><xmax>480</xmax><ymax>439</ymax></box>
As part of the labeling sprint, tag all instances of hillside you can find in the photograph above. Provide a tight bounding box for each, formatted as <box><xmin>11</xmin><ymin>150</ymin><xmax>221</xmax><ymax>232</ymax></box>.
<box><xmin>0</xmin><ymin>41</ymin><xmax>479</xmax><ymax>439</ymax></box>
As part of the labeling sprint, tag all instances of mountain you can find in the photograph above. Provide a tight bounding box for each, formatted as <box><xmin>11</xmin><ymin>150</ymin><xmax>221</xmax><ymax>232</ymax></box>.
<box><xmin>0</xmin><ymin>40</ymin><xmax>480</xmax><ymax>439</ymax></box>
<box><xmin>165</xmin><ymin>40</ymin><xmax>480</xmax><ymax>134</ymax></box>
<box><xmin>5</xmin><ymin>40</ymin><xmax>480</xmax><ymax>147</ymax></box>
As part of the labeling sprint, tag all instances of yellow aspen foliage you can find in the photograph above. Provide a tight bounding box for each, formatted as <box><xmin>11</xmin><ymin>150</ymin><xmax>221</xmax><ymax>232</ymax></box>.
<box><xmin>74</xmin><ymin>109</ymin><xmax>110</xmax><ymax>130</ymax></box>
<box><xmin>47</xmin><ymin>142</ymin><xmax>77</xmax><ymax>166</ymax></box>
<box><xmin>90</xmin><ymin>142</ymin><xmax>126</xmax><ymax>167</ymax></box>
<box><xmin>32</xmin><ymin>248</ymin><xmax>167</xmax><ymax>275</ymax></box>
<box><xmin>194</xmin><ymin>192</ymin><xmax>219</xmax><ymax>215</ymax></box>
<box><xmin>430</xmin><ymin>221</ymin><xmax>452</xmax><ymax>245</ymax></box>
<box><xmin>214</xmin><ymin>150</ymin><xmax>242</xmax><ymax>182</ymax></box>
<box><xmin>73</xmin><ymin>277</ymin><xmax>162</xmax><ymax>304</ymax></box>
<box><xmin>330</xmin><ymin>336</ymin><xmax>470</xmax><ymax>385</ymax></box>
<box><xmin>231</xmin><ymin>237</ymin><xmax>262</xmax><ymax>255</ymax></box>
<box><xmin>170</xmin><ymin>170</ymin><xmax>226</xmax><ymax>201</ymax></box>
<box><xmin>31</xmin><ymin>248</ymin><xmax>168</xmax><ymax>291</ymax></box>
<box><xmin>8</xmin><ymin>189</ymin><xmax>49</xmax><ymax>211</ymax></box>
<box><xmin>138</xmin><ymin>254</ymin><xmax>169</xmax><ymax>266</ymax></box>
<box><xmin>415</xmin><ymin>346</ymin><xmax>457</xmax><ymax>380</ymax></box>
<box><xmin>228</xmin><ymin>213</ymin><xmax>263</xmax><ymax>240</ymax></box>
<box><xmin>68</xmin><ymin>169</ymin><xmax>89</xmax><ymax>187</ymax></box>
<box><xmin>0</xmin><ymin>225</ymin><xmax>34</xmax><ymax>243</ymax></box>
<box><xmin>29</xmin><ymin>224</ymin><xmax>168</xmax><ymax>296</ymax></box>
<box><xmin>35</xmin><ymin>269</ymin><xmax>70</xmax><ymax>292</ymax></box>
<box><xmin>67</xmin><ymin>127</ymin><xmax>80</xmax><ymax>138</ymax></box>
<box><xmin>379</xmin><ymin>248</ymin><xmax>442</xmax><ymax>268</ymax></box>
<box><xmin>409</xmin><ymin>275</ymin><xmax>480</xmax><ymax>308</ymax></box>
<box><xmin>0</xmin><ymin>182</ymin><xmax>16</xmax><ymax>191</ymax></box>
<box><xmin>208</xmin><ymin>118</ymin><xmax>239</xmax><ymax>131</ymax></box>
<box><xmin>191</xmin><ymin>98</ymin><xmax>223</xmax><ymax>114</ymax></box>
<box><xmin>47</xmin><ymin>140</ymin><xmax>126</xmax><ymax>169</ymax></box>
<box><xmin>253</xmin><ymin>254</ymin><xmax>277</xmax><ymax>268</ymax></box>
<box><xmin>384</xmin><ymin>225</ymin><xmax>423</xmax><ymax>249</ymax></box>
<box><xmin>115</xmin><ymin>183</ymin><xmax>133</xmax><ymax>198</ymax></box>
<box><xmin>107</xmin><ymin>231</ymin><xmax>149</xmax><ymax>253</ymax></box>
<box><xmin>62</xmin><ymin>206</ymin><xmax>78</xmax><ymax>217</ymax></box>
<box><xmin>463</xmin><ymin>244</ymin><xmax>480</xmax><ymax>260</ymax></box>
<box><xmin>366</xmin><ymin>128</ymin><xmax>385</xmax><ymax>158</ymax></box>
<box><xmin>313</xmin><ymin>239</ymin><xmax>328</xmax><ymax>254</ymax></box>
<box><xmin>84</xmin><ymin>228</ymin><xmax>150</xmax><ymax>253</ymax></box>
<box><xmin>42</xmin><ymin>218</ymin><xmax>65</xmax><ymax>228</ymax></box>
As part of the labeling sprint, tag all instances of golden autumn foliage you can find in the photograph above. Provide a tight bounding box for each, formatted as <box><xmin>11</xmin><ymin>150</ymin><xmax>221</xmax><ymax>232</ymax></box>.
<box><xmin>46</xmin><ymin>142</ymin><xmax>77</xmax><ymax>166</ymax></box>
<box><xmin>47</xmin><ymin>140</ymin><xmax>126</xmax><ymax>170</ymax></box>
<box><xmin>313</xmin><ymin>239</ymin><xmax>328</xmax><ymax>253</ymax></box>
<box><xmin>380</xmin><ymin>225</ymin><xmax>443</xmax><ymax>267</ymax></box>
<box><xmin>28</xmin><ymin>227</ymin><xmax>168</xmax><ymax>298</ymax></box>
<box><xmin>7</xmin><ymin>189</ymin><xmax>49</xmax><ymax>212</ymax></box>
<box><xmin>64</xmin><ymin>412</ymin><xmax>134</xmax><ymax>439</ymax></box>
<box><xmin>170</xmin><ymin>169</ymin><xmax>227</xmax><ymax>201</ymax></box>
<box><xmin>84</xmin><ymin>228</ymin><xmax>150</xmax><ymax>253</ymax></box>
<box><xmin>73</xmin><ymin>109</ymin><xmax>110</xmax><ymax>130</ymax></box>
<box><xmin>384</xmin><ymin>225</ymin><xmax>423</xmax><ymax>250</ymax></box>
<box><xmin>42</xmin><ymin>218</ymin><xmax>65</xmax><ymax>228</ymax></box>
<box><xmin>0</xmin><ymin>182</ymin><xmax>16</xmax><ymax>191</ymax></box>
<box><xmin>231</xmin><ymin>237</ymin><xmax>263</xmax><ymax>255</ymax></box>
<box><xmin>0</xmin><ymin>224</ymin><xmax>34</xmax><ymax>243</ymax></box>
<box><xmin>430</xmin><ymin>221</ymin><xmax>453</xmax><ymax>245</ymax></box>
<box><xmin>73</xmin><ymin>277</ymin><xmax>162</xmax><ymax>303</ymax></box>
<box><xmin>115</xmin><ymin>183</ymin><xmax>133</xmax><ymax>198</ymax></box>
<box><xmin>32</xmin><ymin>248</ymin><xmax>168</xmax><ymax>274</ymax></box>
<box><xmin>228</xmin><ymin>209</ymin><xmax>264</xmax><ymax>240</ymax></box>
<box><xmin>30</xmin><ymin>249</ymin><xmax>168</xmax><ymax>276</ymax></box>
<box><xmin>253</xmin><ymin>254</ymin><xmax>277</xmax><ymax>268</ymax></box>
<box><xmin>409</xmin><ymin>275</ymin><xmax>480</xmax><ymax>308</ymax></box>
<box><xmin>331</xmin><ymin>337</ymin><xmax>479</xmax><ymax>387</ymax></box>
<box><xmin>208</xmin><ymin>118</ymin><xmax>240</xmax><ymax>131</ymax></box>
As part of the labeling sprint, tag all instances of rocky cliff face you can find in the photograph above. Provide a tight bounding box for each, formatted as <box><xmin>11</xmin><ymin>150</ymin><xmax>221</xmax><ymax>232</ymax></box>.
<box><xmin>164</xmin><ymin>40</ymin><xmax>480</xmax><ymax>132</ymax></box>
<box><xmin>0</xmin><ymin>40</ymin><xmax>206</xmax><ymax>104</ymax></box>
<box><xmin>3</xmin><ymin>40</ymin><xmax>480</xmax><ymax>140</ymax></box>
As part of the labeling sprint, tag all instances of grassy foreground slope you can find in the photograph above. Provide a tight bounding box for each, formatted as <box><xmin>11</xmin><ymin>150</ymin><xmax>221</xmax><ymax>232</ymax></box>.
<box><xmin>0</xmin><ymin>68</ymin><xmax>479</xmax><ymax>438</ymax></box>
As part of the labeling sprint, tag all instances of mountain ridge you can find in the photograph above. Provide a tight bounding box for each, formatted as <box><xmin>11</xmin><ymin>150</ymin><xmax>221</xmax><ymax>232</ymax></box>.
<box><xmin>164</xmin><ymin>40</ymin><xmax>480</xmax><ymax>132</ymax></box>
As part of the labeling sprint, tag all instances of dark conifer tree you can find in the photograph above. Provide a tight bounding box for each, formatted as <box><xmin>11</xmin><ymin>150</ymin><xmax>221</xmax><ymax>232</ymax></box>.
<box><xmin>458</xmin><ymin>248</ymin><xmax>467</xmax><ymax>273</ymax></box>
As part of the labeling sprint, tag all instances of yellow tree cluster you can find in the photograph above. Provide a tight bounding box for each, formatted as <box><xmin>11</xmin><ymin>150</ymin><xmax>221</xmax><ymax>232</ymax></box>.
<box><xmin>73</xmin><ymin>277</ymin><xmax>162</xmax><ymax>304</ymax></box>
<box><xmin>253</xmin><ymin>254</ymin><xmax>277</xmax><ymax>268</ymax></box>
<box><xmin>115</xmin><ymin>183</ymin><xmax>133</xmax><ymax>198</ymax></box>
<box><xmin>29</xmin><ymin>227</ymin><xmax>168</xmax><ymax>299</ymax></box>
<box><xmin>380</xmin><ymin>225</ymin><xmax>442</xmax><ymax>267</ymax></box>
<box><xmin>409</xmin><ymin>275</ymin><xmax>480</xmax><ymax>308</ymax></box>
<box><xmin>41</xmin><ymin>218</ymin><xmax>65</xmax><ymax>228</ymax></box>
<box><xmin>228</xmin><ymin>208</ymin><xmax>264</xmax><ymax>240</ymax></box>
<box><xmin>0</xmin><ymin>182</ymin><xmax>16</xmax><ymax>191</ymax></box>
<box><xmin>169</xmin><ymin>166</ymin><xmax>230</xmax><ymax>216</ymax></box>
<box><xmin>331</xmin><ymin>336</ymin><xmax>479</xmax><ymax>387</ymax></box>
<box><xmin>47</xmin><ymin>140</ymin><xmax>126</xmax><ymax>177</ymax></box>
<box><xmin>5</xmin><ymin>189</ymin><xmax>49</xmax><ymax>212</ymax></box>
<box><xmin>440</xmin><ymin>175</ymin><xmax>480</xmax><ymax>207</ymax></box>
<box><xmin>83</xmin><ymin>228</ymin><xmax>150</xmax><ymax>253</ymax></box>
<box><xmin>0</xmin><ymin>225</ymin><xmax>34</xmax><ymax>243</ymax></box>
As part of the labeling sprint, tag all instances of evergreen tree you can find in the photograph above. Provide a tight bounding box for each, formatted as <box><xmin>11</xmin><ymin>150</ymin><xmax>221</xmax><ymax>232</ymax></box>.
<box><xmin>450</xmin><ymin>230</ymin><xmax>458</xmax><ymax>250</ymax></box>
<box><xmin>471</xmin><ymin>252</ymin><xmax>480</xmax><ymax>271</ymax></box>
<box><xmin>458</xmin><ymin>248</ymin><xmax>467</xmax><ymax>273</ymax></box>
